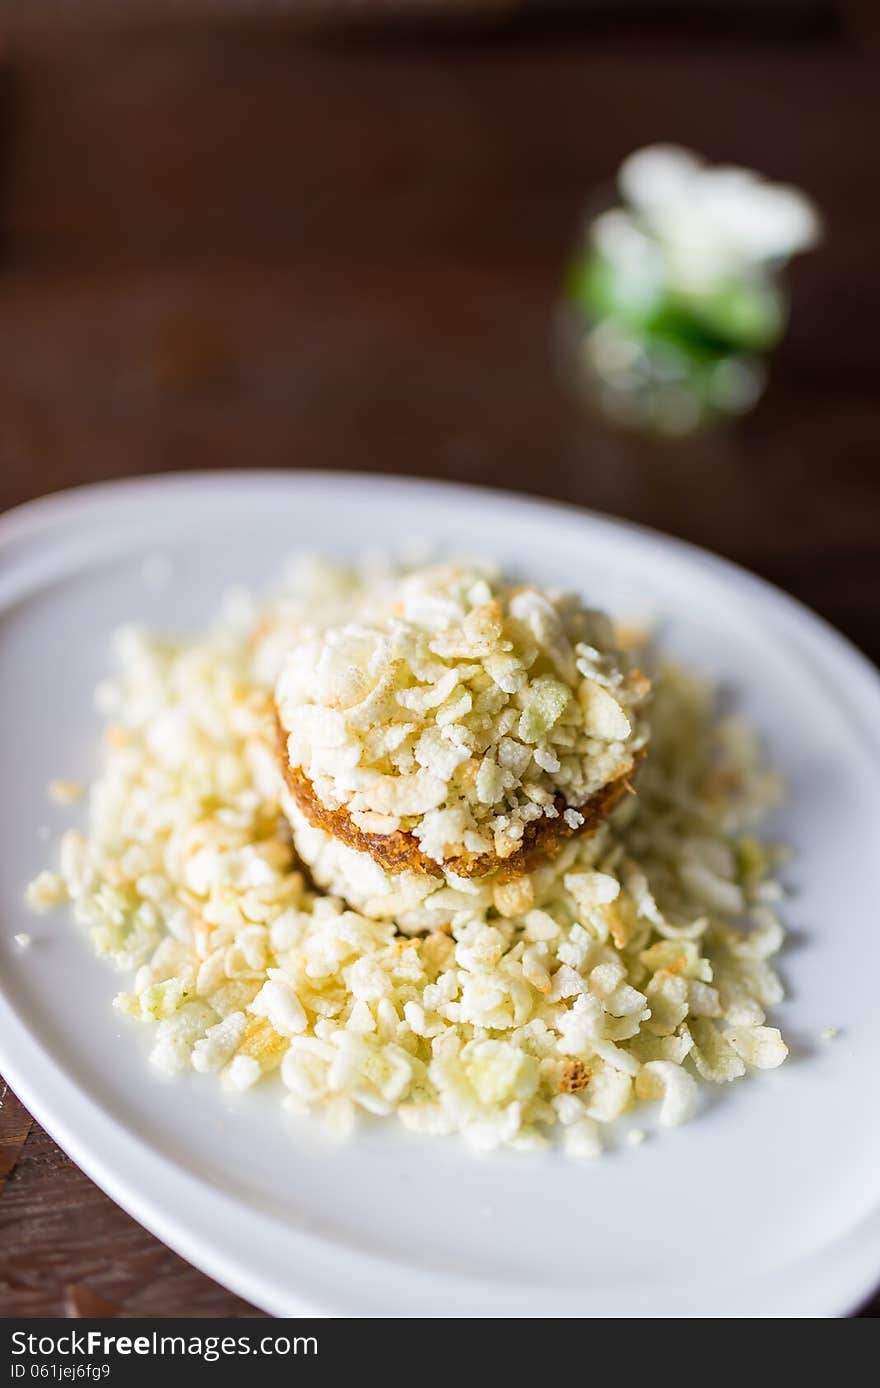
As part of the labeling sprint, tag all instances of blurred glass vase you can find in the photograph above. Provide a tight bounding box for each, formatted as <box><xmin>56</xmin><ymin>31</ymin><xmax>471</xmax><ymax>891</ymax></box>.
<box><xmin>564</xmin><ymin>145</ymin><xmax>822</xmax><ymax>437</ymax></box>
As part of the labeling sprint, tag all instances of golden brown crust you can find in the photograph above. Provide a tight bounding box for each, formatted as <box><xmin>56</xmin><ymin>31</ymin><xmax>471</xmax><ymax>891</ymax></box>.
<box><xmin>559</xmin><ymin>1059</ymin><xmax>592</xmax><ymax>1093</ymax></box>
<box><xmin>275</xmin><ymin>709</ymin><xmax>642</xmax><ymax>882</ymax></box>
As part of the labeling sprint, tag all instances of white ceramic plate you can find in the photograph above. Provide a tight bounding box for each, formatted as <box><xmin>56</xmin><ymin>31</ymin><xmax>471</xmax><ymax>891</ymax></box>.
<box><xmin>1</xmin><ymin>472</ymin><xmax>879</xmax><ymax>1319</ymax></box>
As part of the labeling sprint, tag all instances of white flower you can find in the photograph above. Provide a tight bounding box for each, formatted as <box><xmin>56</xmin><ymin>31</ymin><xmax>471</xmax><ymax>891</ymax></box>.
<box><xmin>610</xmin><ymin>143</ymin><xmax>821</xmax><ymax>291</ymax></box>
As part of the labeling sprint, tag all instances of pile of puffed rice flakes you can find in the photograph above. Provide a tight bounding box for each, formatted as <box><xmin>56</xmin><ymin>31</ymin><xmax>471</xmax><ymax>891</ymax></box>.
<box><xmin>26</xmin><ymin>558</ymin><xmax>789</xmax><ymax>1156</ymax></box>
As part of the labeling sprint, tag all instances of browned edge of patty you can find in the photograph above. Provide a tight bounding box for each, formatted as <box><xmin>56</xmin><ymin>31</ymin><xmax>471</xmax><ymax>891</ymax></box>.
<box><xmin>274</xmin><ymin>709</ymin><xmax>643</xmax><ymax>881</ymax></box>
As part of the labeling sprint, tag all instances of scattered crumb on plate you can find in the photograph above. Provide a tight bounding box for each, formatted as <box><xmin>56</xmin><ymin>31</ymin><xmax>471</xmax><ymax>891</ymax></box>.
<box><xmin>48</xmin><ymin>780</ymin><xmax>84</xmax><ymax>805</ymax></box>
<box><xmin>24</xmin><ymin>869</ymin><xmax>68</xmax><ymax>912</ymax></box>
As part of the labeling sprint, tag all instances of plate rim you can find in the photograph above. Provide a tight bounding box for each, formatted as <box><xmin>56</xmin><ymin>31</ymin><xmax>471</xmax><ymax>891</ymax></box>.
<box><xmin>1</xmin><ymin>469</ymin><xmax>879</xmax><ymax>1318</ymax></box>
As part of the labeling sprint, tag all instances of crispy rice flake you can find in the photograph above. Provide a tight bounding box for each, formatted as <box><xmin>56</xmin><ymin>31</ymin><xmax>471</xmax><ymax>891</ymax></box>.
<box><xmin>26</xmin><ymin>557</ymin><xmax>788</xmax><ymax>1153</ymax></box>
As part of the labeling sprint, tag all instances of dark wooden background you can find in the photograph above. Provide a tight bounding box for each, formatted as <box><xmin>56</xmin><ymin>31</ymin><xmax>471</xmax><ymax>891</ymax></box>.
<box><xmin>1</xmin><ymin>9</ymin><xmax>878</xmax><ymax>1317</ymax></box>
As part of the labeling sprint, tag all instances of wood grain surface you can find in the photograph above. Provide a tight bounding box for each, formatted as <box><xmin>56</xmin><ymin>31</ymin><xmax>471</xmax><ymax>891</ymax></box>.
<box><xmin>0</xmin><ymin>20</ymin><xmax>878</xmax><ymax>1317</ymax></box>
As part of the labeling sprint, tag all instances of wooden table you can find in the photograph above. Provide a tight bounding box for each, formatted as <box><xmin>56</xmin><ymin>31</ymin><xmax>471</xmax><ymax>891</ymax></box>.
<box><xmin>1</xmin><ymin>23</ymin><xmax>878</xmax><ymax>1318</ymax></box>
